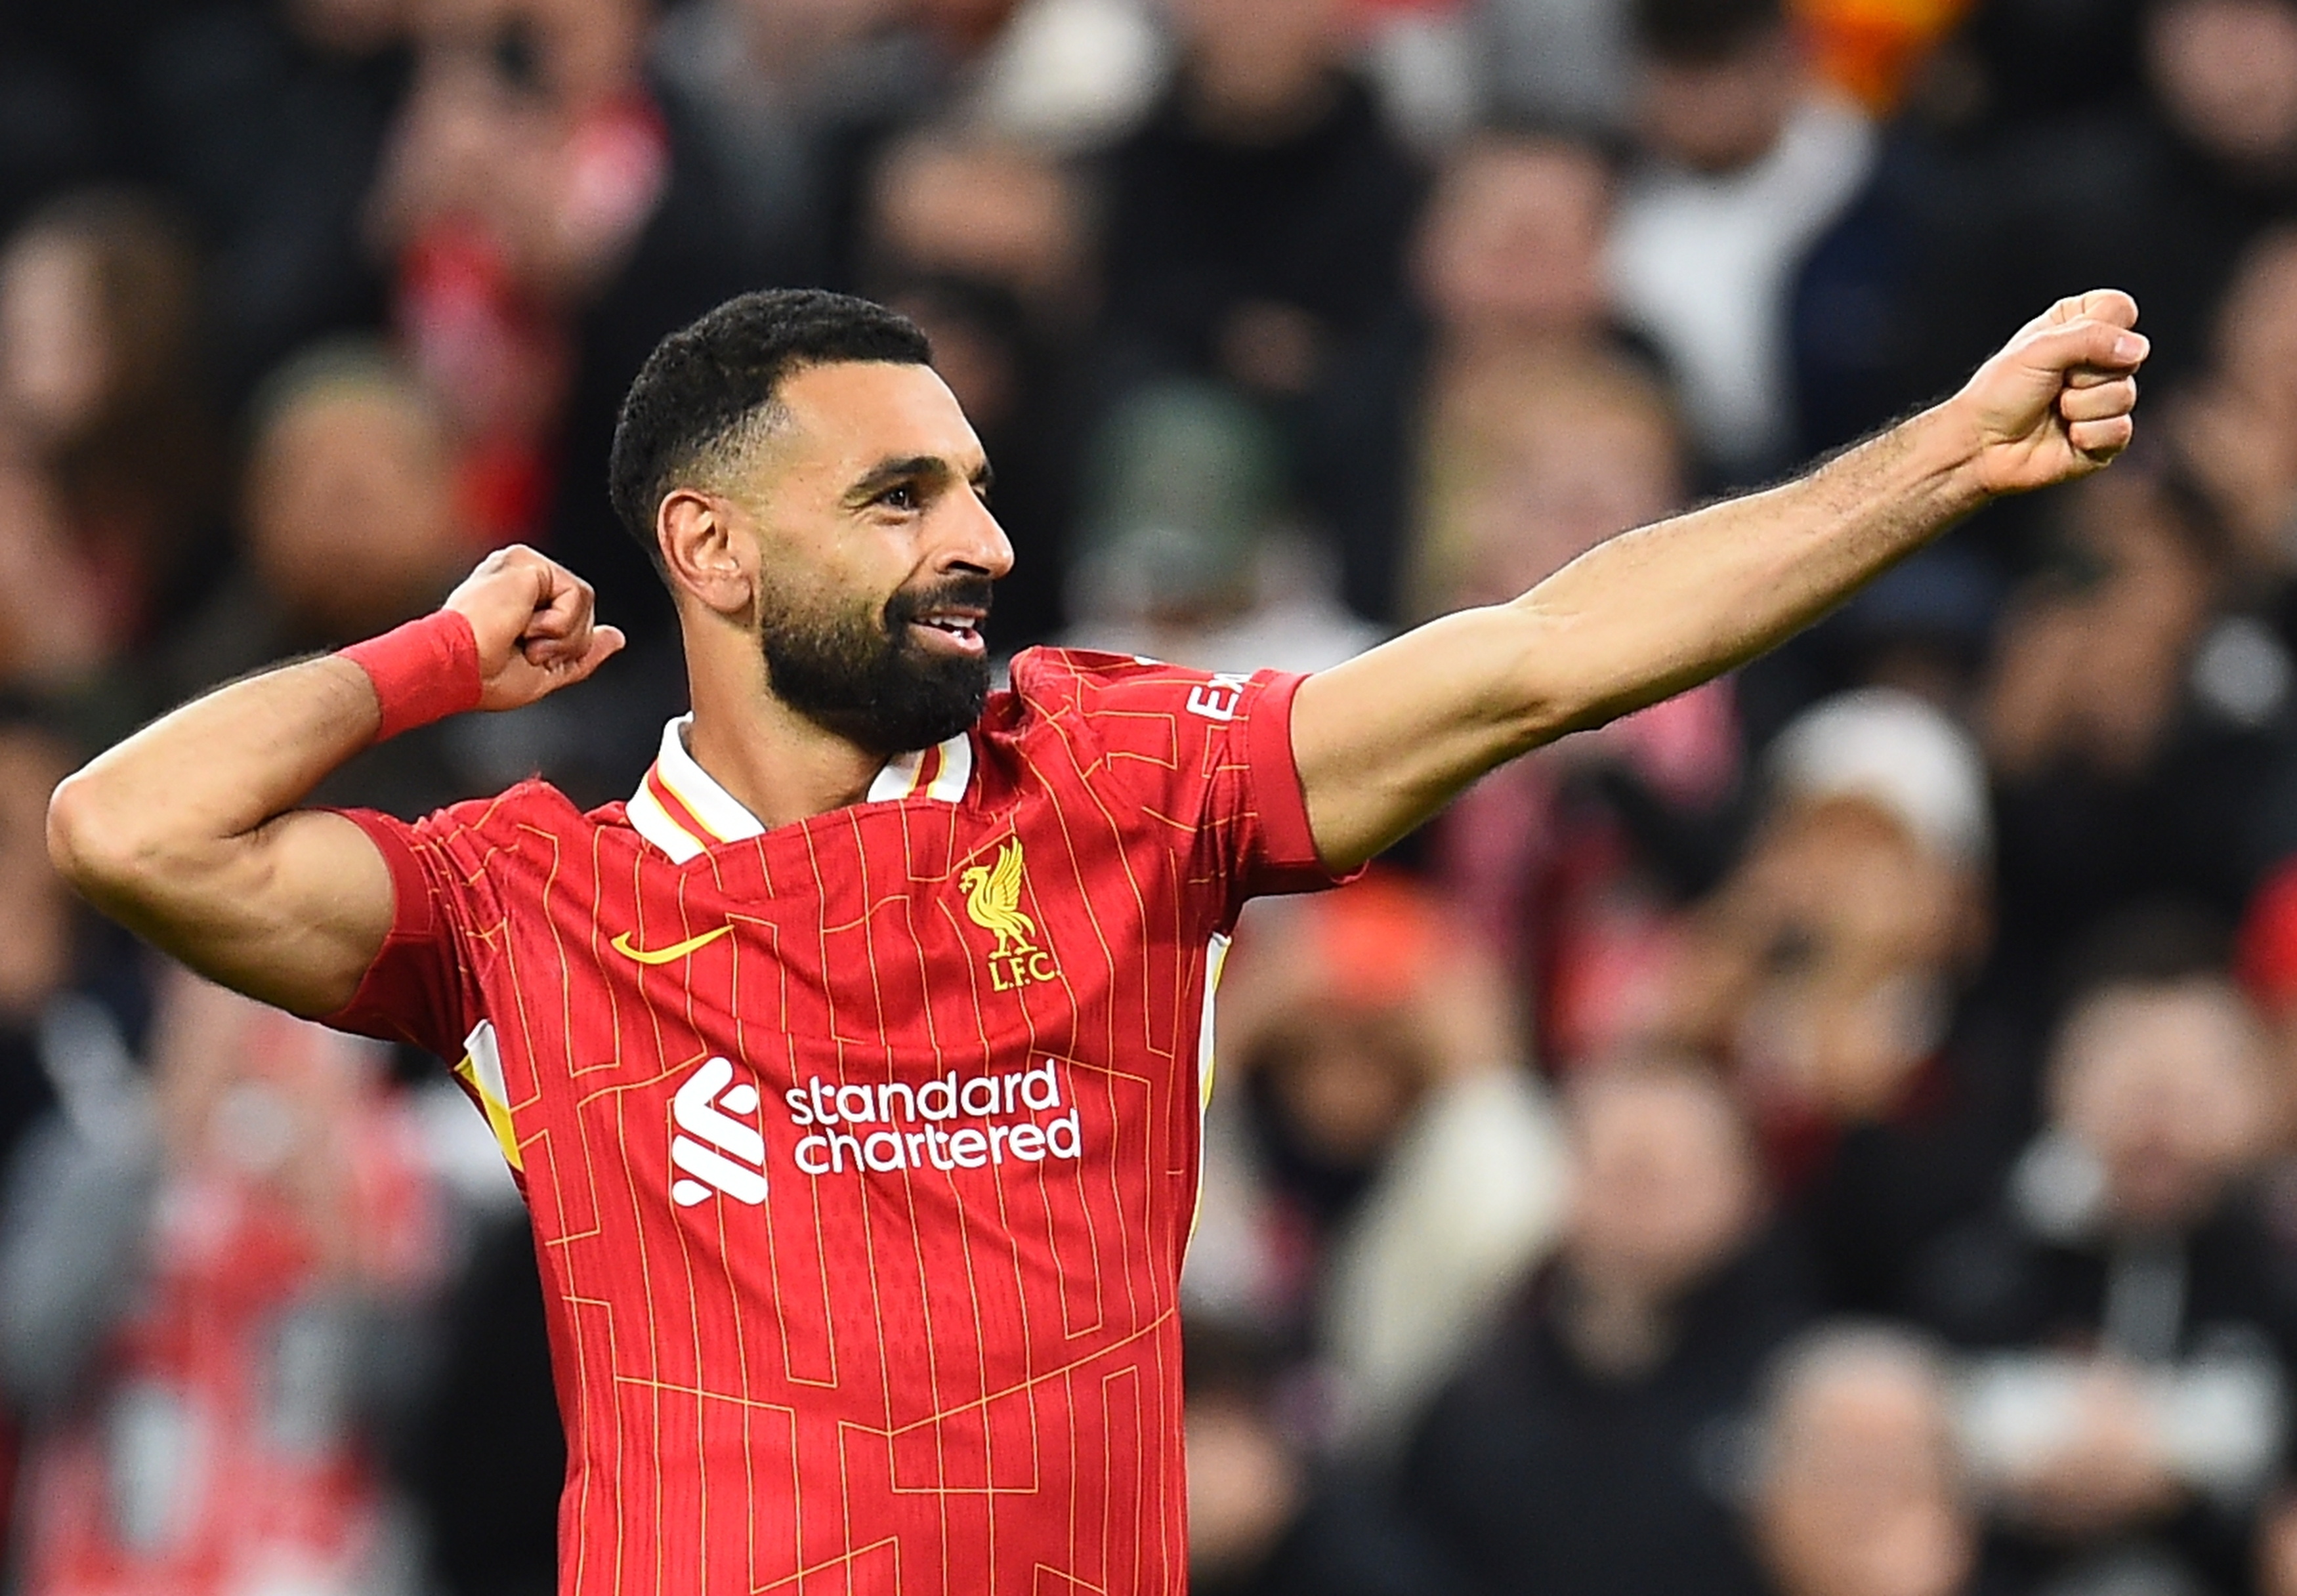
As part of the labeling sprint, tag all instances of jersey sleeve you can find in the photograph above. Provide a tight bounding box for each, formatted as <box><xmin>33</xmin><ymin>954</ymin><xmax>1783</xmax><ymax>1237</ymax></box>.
<box><xmin>319</xmin><ymin>805</ymin><xmax>495</xmax><ymax>1060</ymax></box>
<box><xmin>1017</xmin><ymin>650</ymin><xmax>1357</xmax><ymax>906</ymax></box>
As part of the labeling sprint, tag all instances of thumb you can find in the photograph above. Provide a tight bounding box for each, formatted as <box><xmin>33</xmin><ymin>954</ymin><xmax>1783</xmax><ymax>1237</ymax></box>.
<box><xmin>557</xmin><ymin>624</ymin><xmax>627</xmax><ymax>686</ymax></box>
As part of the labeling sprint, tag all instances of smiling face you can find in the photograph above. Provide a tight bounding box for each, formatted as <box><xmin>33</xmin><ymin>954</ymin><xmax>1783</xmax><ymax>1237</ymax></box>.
<box><xmin>675</xmin><ymin>360</ymin><xmax>1014</xmax><ymax>755</ymax></box>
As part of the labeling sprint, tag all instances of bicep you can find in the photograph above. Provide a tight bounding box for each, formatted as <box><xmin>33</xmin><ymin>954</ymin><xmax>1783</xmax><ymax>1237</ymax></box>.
<box><xmin>75</xmin><ymin>808</ymin><xmax>396</xmax><ymax>1019</ymax></box>
<box><xmin>1290</xmin><ymin>606</ymin><xmax>1557</xmax><ymax>870</ymax></box>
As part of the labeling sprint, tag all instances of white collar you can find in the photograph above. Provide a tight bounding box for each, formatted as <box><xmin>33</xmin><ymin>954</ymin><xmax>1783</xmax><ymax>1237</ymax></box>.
<box><xmin>625</xmin><ymin>715</ymin><xmax>974</xmax><ymax>862</ymax></box>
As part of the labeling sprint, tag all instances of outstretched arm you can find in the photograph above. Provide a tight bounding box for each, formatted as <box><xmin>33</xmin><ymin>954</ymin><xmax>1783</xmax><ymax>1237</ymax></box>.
<box><xmin>45</xmin><ymin>546</ymin><xmax>623</xmax><ymax>1016</ymax></box>
<box><xmin>1291</xmin><ymin>290</ymin><xmax>2149</xmax><ymax>870</ymax></box>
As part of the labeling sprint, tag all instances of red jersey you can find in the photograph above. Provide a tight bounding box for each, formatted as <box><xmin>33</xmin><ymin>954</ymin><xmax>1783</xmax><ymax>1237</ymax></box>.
<box><xmin>325</xmin><ymin>649</ymin><xmax>1339</xmax><ymax>1596</ymax></box>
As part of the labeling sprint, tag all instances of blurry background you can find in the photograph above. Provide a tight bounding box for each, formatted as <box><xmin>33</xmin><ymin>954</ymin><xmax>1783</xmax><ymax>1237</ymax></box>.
<box><xmin>8</xmin><ymin>0</ymin><xmax>2297</xmax><ymax>1593</ymax></box>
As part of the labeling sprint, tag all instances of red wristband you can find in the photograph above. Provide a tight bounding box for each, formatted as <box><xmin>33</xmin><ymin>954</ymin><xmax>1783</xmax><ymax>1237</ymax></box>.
<box><xmin>339</xmin><ymin>610</ymin><xmax>483</xmax><ymax>742</ymax></box>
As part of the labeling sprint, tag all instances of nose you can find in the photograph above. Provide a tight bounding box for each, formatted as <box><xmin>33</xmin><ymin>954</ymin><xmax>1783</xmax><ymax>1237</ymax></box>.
<box><xmin>938</xmin><ymin>483</ymin><xmax>1015</xmax><ymax>581</ymax></box>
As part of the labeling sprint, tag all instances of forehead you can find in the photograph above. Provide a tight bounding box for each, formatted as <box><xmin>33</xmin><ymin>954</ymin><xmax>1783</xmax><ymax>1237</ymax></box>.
<box><xmin>755</xmin><ymin>361</ymin><xmax>984</xmax><ymax>487</ymax></box>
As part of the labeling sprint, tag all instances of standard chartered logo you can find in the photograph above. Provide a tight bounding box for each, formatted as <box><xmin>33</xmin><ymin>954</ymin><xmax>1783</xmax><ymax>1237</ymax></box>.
<box><xmin>786</xmin><ymin>1060</ymin><xmax>1083</xmax><ymax>1175</ymax></box>
<box><xmin>671</xmin><ymin>1055</ymin><xmax>768</xmax><ymax>1207</ymax></box>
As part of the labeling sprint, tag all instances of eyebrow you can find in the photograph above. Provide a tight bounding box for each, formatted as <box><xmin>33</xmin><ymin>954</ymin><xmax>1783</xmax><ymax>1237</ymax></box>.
<box><xmin>843</xmin><ymin>454</ymin><xmax>996</xmax><ymax>506</ymax></box>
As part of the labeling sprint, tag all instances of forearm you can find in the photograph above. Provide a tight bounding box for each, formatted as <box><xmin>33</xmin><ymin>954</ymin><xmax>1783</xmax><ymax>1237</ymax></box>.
<box><xmin>1511</xmin><ymin>404</ymin><xmax>1982</xmax><ymax>738</ymax></box>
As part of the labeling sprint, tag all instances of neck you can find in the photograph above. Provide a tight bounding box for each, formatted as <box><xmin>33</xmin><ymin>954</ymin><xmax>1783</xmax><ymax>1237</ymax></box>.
<box><xmin>683</xmin><ymin>627</ymin><xmax>885</xmax><ymax>831</ymax></box>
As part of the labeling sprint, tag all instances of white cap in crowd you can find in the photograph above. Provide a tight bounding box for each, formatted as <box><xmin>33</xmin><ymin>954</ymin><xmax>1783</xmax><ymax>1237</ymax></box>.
<box><xmin>1765</xmin><ymin>687</ymin><xmax>1991</xmax><ymax>868</ymax></box>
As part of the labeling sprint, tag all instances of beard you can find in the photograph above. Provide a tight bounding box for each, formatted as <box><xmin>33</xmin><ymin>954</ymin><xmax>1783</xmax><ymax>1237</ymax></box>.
<box><xmin>759</xmin><ymin>574</ymin><xmax>994</xmax><ymax>756</ymax></box>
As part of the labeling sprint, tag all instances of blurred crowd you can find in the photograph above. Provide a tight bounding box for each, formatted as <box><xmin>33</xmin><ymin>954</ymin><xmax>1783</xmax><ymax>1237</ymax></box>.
<box><xmin>12</xmin><ymin>0</ymin><xmax>2297</xmax><ymax>1593</ymax></box>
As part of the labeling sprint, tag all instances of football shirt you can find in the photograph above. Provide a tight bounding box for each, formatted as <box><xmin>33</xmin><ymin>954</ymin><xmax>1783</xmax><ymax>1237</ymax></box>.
<box><xmin>324</xmin><ymin>648</ymin><xmax>1341</xmax><ymax>1596</ymax></box>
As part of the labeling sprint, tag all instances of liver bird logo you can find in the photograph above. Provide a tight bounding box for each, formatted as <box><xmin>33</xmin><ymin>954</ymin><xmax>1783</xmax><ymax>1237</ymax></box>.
<box><xmin>960</xmin><ymin>839</ymin><xmax>1040</xmax><ymax>956</ymax></box>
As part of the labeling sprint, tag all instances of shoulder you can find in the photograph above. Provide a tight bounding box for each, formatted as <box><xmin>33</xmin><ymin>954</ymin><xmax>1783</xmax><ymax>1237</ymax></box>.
<box><xmin>1001</xmin><ymin>646</ymin><xmax>1262</xmax><ymax>716</ymax></box>
<box><xmin>394</xmin><ymin>777</ymin><xmax>601</xmax><ymax>856</ymax></box>
<box><xmin>991</xmin><ymin>647</ymin><xmax>1278</xmax><ymax>749</ymax></box>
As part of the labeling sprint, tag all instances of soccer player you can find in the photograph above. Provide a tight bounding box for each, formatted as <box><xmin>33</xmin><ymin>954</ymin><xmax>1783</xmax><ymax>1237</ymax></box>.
<box><xmin>48</xmin><ymin>288</ymin><xmax>2143</xmax><ymax>1595</ymax></box>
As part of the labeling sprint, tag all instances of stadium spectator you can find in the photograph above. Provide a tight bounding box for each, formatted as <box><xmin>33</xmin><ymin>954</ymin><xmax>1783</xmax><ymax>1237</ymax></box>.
<box><xmin>1412</xmin><ymin>127</ymin><xmax>1622</xmax><ymax>373</ymax></box>
<box><xmin>1385</xmin><ymin>1056</ymin><xmax>1808</xmax><ymax>1596</ymax></box>
<box><xmin>1609</xmin><ymin>0</ymin><xmax>1875</xmax><ymax>482</ymax></box>
<box><xmin>159</xmin><ymin>342</ymin><xmax>493</xmax><ymax>818</ymax></box>
<box><xmin>372</xmin><ymin>0</ymin><xmax>758</xmax><ymax>651</ymax></box>
<box><xmin>1907</xmin><ymin>913</ymin><xmax>2296</xmax><ymax>1596</ymax></box>
<box><xmin>1062</xmin><ymin>379</ymin><xmax>1381</xmax><ymax>673</ymax></box>
<box><xmin>650</xmin><ymin>0</ymin><xmax>901</xmax><ymax>288</ymax></box>
<box><xmin>1186</xmin><ymin>874</ymin><xmax>1566</xmax><ymax>1453</ymax></box>
<box><xmin>0</xmin><ymin>192</ymin><xmax>221</xmax><ymax>697</ymax></box>
<box><xmin>1744</xmin><ymin>1326</ymin><xmax>1980</xmax><ymax>1596</ymax></box>
<box><xmin>2170</xmin><ymin>227</ymin><xmax>2297</xmax><ymax>576</ymax></box>
<box><xmin>0</xmin><ymin>967</ymin><xmax>442</xmax><ymax>1596</ymax></box>
<box><xmin>1664</xmin><ymin>688</ymin><xmax>2022</xmax><ymax>1312</ymax></box>
<box><xmin>1098</xmin><ymin>0</ymin><xmax>1426</xmax><ymax>621</ymax></box>
<box><xmin>1983</xmin><ymin>467</ymin><xmax>2296</xmax><ymax>969</ymax></box>
<box><xmin>1792</xmin><ymin>0</ymin><xmax>2297</xmax><ymax>471</ymax></box>
<box><xmin>131</xmin><ymin>0</ymin><xmax>413</xmax><ymax>404</ymax></box>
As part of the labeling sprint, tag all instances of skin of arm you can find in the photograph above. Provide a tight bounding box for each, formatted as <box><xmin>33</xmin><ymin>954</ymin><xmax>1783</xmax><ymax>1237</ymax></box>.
<box><xmin>45</xmin><ymin>546</ymin><xmax>623</xmax><ymax>1017</ymax></box>
<box><xmin>1290</xmin><ymin>290</ymin><xmax>2152</xmax><ymax>870</ymax></box>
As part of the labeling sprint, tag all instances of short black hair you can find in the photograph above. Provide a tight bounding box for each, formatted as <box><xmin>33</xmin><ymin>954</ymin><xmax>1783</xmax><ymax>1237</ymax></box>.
<box><xmin>1631</xmin><ymin>0</ymin><xmax>1786</xmax><ymax>63</ymax></box>
<box><xmin>606</xmin><ymin>289</ymin><xmax>933</xmax><ymax>558</ymax></box>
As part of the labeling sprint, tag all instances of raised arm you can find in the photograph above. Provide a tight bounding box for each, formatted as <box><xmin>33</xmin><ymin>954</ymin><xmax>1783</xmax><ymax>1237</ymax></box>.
<box><xmin>45</xmin><ymin>546</ymin><xmax>622</xmax><ymax>1017</ymax></box>
<box><xmin>1292</xmin><ymin>290</ymin><xmax>2149</xmax><ymax>870</ymax></box>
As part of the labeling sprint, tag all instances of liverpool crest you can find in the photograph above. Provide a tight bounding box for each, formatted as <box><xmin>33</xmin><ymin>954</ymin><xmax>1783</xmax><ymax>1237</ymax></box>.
<box><xmin>960</xmin><ymin>838</ymin><xmax>1059</xmax><ymax>992</ymax></box>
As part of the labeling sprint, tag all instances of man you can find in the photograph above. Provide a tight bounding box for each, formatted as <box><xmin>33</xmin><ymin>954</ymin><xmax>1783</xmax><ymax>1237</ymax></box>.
<box><xmin>45</xmin><ymin>285</ymin><xmax>2142</xmax><ymax>1594</ymax></box>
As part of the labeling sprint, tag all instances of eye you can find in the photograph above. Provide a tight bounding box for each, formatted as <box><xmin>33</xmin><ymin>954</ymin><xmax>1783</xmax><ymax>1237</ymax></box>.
<box><xmin>877</xmin><ymin>483</ymin><xmax>921</xmax><ymax>512</ymax></box>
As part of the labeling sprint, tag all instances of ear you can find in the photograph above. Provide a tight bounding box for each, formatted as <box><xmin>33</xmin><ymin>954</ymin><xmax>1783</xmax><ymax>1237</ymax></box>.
<box><xmin>658</xmin><ymin>489</ymin><xmax>756</xmax><ymax>620</ymax></box>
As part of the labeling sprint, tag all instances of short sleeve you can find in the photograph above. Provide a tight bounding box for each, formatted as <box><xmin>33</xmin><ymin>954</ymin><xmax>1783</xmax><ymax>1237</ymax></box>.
<box><xmin>1015</xmin><ymin>650</ymin><xmax>1359</xmax><ymax>907</ymax></box>
<box><xmin>320</xmin><ymin>806</ymin><xmax>488</xmax><ymax>1060</ymax></box>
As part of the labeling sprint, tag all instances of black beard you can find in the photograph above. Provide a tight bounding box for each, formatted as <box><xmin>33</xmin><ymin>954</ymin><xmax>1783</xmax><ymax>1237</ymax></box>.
<box><xmin>759</xmin><ymin>575</ymin><xmax>994</xmax><ymax>757</ymax></box>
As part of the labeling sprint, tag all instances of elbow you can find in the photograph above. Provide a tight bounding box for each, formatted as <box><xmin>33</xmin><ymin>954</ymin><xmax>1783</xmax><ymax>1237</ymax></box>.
<box><xmin>46</xmin><ymin>770</ymin><xmax>158</xmax><ymax>901</ymax></box>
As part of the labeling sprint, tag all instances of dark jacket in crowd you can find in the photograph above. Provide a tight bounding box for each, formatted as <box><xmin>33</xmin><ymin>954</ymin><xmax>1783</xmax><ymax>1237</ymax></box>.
<box><xmin>1381</xmin><ymin>1231</ymin><xmax>1815</xmax><ymax>1596</ymax></box>
<box><xmin>1097</xmin><ymin>73</ymin><xmax>1424</xmax><ymax>622</ymax></box>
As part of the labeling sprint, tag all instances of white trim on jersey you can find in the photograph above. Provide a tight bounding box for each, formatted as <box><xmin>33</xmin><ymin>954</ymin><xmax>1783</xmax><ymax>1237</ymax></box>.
<box><xmin>629</xmin><ymin>716</ymin><xmax>976</xmax><ymax>860</ymax></box>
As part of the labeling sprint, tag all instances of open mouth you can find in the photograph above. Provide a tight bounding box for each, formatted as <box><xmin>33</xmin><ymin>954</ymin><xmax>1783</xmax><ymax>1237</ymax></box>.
<box><xmin>908</xmin><ymin>612</ymin><xmax>986</xmax><ymax>654</ymax></box>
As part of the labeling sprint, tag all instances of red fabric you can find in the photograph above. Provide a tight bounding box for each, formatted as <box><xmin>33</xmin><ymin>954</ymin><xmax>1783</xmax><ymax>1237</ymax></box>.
<box><xmin>337</xmin><ymin>610</ymin><xmax>482</xmax><ymax>743</ymax></box>
<box><xmin>2241</xmin><ymin>858</ymin><xmax>2297</xmax><ymax>1010</ymax></box>
<box><xmin>318</xmin><ymin>648</ymin><xmax>1348</xmax><ymax>1595</ymax></box>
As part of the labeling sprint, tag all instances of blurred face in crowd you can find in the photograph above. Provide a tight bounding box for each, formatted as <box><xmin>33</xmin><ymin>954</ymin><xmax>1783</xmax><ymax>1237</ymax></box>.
<box><xmin>870</xmin><ymin>135</ymin><xmax>1087</xmax><ymax>311</ymax></box>
<box><xmin>2051</xmin><ymin>977</ymin><xmax>2274</xmax><ymax>1230</ymax></box>
<box><xmin>246</xmin><ymin>373</ymin><xmax>467</xmax><ymax>642</ymax></box>
<box><xmin>2146</xmin><ymin>0</ymin><xmax>2297</xmax><ymax>169</ymax></box>
<box><xmin>1255</xmin><ymin>1010</ymin><xmax>1431</xmax><ymax>1172</ymax></box>
<box><xmin>0</xmin><ymin>725</ymin><xmax>74</xmax><ymax>1020</ymax></box>
<box><xmin>1416</xmin><ymin>136</ymin><xmax>1615</xmax><ymax>345</ymax></box>
<box><xmin>1982</xmin><ymin>472</ymin><xmax>2219</xmax><ymax>780</ymax></box>
<box><xmin>1700</xmin><ymin>796</ymin><xmax>1981</xmax><ymax>1123</ymax></box>
<box><xmin>1636</xmin><ymin>28</ymin><xmax>1803</xmax><ymax>174</ymax></box>
<box><xmin>1169</xmin><ymin>0</ymin><xmax>1347</xmax><ymax>130</ymax></box>
<box><xmin>1756</xmin><ymin>1343</ymin><xmax>1974</xmax><ymax>1596</ymax></box>
<box><xmin>1425</xmin><ymin>357</ymin><xmax>1682</xmax><ymax>610</ymax></box>
<box><xmin>1564</xmin><ymin>1063</ymin><xmax>1761</xmax><ymax>1303</ymax></box>
<box><xmin>0</xmin><ymin>224</ymin><xmax>114</xmax><ymax>450</ymax></box>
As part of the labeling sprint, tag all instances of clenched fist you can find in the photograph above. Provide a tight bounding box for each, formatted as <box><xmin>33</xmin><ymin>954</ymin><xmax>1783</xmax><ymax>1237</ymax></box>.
<box><xmin>444</xmin><ymin>544</ymin><xmax>627</xmax><ymax>712</ymax></box>
<box><xmin>1953</xmin><ymin>289</ymin><xmax>2149</xmax><ymax>496</ymax></box>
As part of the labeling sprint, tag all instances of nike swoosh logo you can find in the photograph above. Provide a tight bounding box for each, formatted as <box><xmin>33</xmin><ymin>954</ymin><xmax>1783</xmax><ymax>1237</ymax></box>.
<box><xmin>611</xmin><ymin>925</ymin><xmax>734</xmax><ymax>965</ymax></box>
